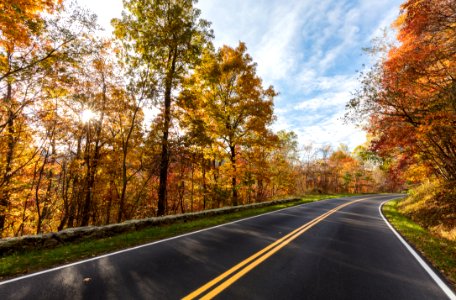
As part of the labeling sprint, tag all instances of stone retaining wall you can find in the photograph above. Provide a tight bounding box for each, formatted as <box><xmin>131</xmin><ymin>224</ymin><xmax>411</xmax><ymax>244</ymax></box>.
<box><xmin>0</xmin><ymin>197</ymin><xmax>300</xmax><ymax>255</ymax></box>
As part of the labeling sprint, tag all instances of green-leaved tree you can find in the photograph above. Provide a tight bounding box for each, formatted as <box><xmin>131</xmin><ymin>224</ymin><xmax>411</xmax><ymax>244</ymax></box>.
<box><xmin>113</xmin><ymin>0</ymin><xmax>212</xmax><ymax>216</ymax></box>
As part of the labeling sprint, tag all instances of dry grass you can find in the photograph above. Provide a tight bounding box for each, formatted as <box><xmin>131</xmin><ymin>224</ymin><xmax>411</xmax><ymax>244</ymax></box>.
<box><xmin>399</xmin><ymin>180</ymin><xmax>456</xmax><ymax>241</ymax></box>
<box><xmin>383</xmin><ymin>199</ymin><xmax>456</xmax><ymax>289</ymax></box>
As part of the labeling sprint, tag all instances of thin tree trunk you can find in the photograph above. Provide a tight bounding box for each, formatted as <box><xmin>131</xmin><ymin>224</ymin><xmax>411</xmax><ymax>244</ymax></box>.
<box><xmin>34</xmin><ymin>151</ymin><xmax>49</xmax><ymax>234</ymax></box>
<box><xmin>0</xmin><ymin>82</ymin><xmax>14</xmax><ymax>236</ymax></box>
<box><xmin>58</xmin><ymin>161</ymin><xmax>69</xmax><ymax>231</ymax></box>
<box><xmin>117</xmin><ymin>149</ymin><xmax>128</xmax><ymax>222</ymax></box>
<box><xmin>190</xmin><ymin>158</ymin><xmax>194</xmax><ymax>212</ymax></box>
<box><xmin>158</xmin><ymin>47</ymin><xmax>177</xmax><ymax>216</ymax></box>
<box><xmin>117</xmin><ymin>99</ymin><xmax>141</xmax><ymax>222</ymax></box>
<box><xmin>81</xmin><ymin>122</ymin><xmax>92</xmax><ymax>226</ymax></box>
<box><xmin>230</xmin><ymin>145</ymin><xmax>238</xmax><ymax>206</ymax></box>
<box><xmin>202</xmin><ymin>157</ymin><xmax>207</xmax><ymax>210</ymax></box>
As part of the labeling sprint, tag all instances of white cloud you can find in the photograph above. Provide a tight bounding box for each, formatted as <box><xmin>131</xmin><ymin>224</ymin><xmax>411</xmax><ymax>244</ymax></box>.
<box><xmin>294</xmin><ymin>92</ymin><xmax>348</xmax><ymax>111</ymax></box>
<box><xmin>365</xmin><ymin>4</ymin><xmax>401</xmax><ymax>41</ymax></box>
<box><xmin>253</xmin><ymin>1</ymin><xmax>307</xmax><ymax>83</ymax></box>
<box><xmin>198</xmin><ymin>0</ymin><xmax>307</xmax><ymax>86</ymax></box>
<box><xmin>297</xmin><ymin>74</ymin><xmax>358</xmax><ymax>95</ymax></box>
<box><xmin>294</xmin><ymin>113</ymin><xmax>366</xmax><ymax>150</ymax></box>
<box><xmin>270</xmin><ymin>112</ymin><xmax>293</xmax><ymax>133</ymax></box>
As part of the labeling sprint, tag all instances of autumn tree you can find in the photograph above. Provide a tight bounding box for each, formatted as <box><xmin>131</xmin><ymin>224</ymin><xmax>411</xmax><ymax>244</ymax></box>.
<box><xmin>267</xmin><ymin>130</ymin><xmax>299</xmax><ymax>197</ymax></box>
<box><xmin>241</xmin><ymin>131</ymin><xmax>278</xmax><ymax>202</ymax></box>
<box><xmin>113</xmin><ymin>0</ymin><xmax>212</xmax><ymax>216</ymax></box>
<box><xmin>0</xmin><ymin>1</ymin><xmax>98</xmax><ymax>235</ymax></box>
<box><xmin>347</xmin><ymin>0</ymin><xmax>456</xmax><ymax>188</ymax></box>
<box><xmin>0</xmin><ymin>0</ymin><xmax>61</xmax><ymax>236</ymax></box>
<box><xmin>0</xmin><ymin>0</ymin><xmax>62</xmax><ymax>82</ymax></box>
<box><xmin>111</xmin><ymin>83</ymin><xmax>146</xmax><ymax>223</ymax></box>
<box><xmin>179</xmin><ymin>43</ymin><xmax>276</xmax><ymax>206</ymax></box>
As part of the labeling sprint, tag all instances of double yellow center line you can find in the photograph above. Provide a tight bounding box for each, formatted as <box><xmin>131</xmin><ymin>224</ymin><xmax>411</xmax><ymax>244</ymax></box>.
<box><xmin>182</xmin><ymin>198</ymin><xmax>366</xmax><ymax>300</ymax></box>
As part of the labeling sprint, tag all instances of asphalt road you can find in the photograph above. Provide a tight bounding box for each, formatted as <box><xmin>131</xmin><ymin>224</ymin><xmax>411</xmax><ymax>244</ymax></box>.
<box><xmin>0</xmin><ymin>194</ymin><xmax>454</xmax><ymax>299</ymax></box>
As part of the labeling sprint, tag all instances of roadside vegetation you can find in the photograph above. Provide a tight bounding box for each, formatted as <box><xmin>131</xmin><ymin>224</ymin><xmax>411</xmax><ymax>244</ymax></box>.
<box><xmin>383</xmin><ymin>198</ymin><xmax>456</xmax><ymax>289</ymax></box>
<box><xmin>0</xmin><ymin>194</ymin><xmax>349</xmax><ymax>280</ymax></box>
<box><xmin>400</xmin><ymin>181</ymin><xmax>455</xmax><ymax>241</ymax></box>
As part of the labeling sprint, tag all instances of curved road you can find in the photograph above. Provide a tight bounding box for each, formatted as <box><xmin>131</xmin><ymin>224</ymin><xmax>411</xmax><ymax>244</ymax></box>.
<box><xmin>0</xmin><ymin>194</ymin><xmax>454</xmax><ymax>299</ymax></box>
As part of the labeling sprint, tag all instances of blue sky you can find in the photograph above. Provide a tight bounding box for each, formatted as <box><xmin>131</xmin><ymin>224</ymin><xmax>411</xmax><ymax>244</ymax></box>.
<box><xmin>77</xmin><ymin>0</ymin><xmax>403</xmax><ymax>150</ymax></box>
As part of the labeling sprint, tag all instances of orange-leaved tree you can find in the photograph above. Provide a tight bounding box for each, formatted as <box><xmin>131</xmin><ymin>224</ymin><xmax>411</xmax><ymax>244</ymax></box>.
<box><xmin>347</xmin><ymin>0</ymin><xmax>456</xmax><ymax>188</ymax></box>
<box><xmin>178</xmin><ymin>43</ymin><xmax>276</xmax><ymax>206</ymax></box>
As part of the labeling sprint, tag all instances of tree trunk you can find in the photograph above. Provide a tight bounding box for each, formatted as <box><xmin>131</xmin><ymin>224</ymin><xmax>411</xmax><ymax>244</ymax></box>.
<box><xmin>117</xmin><ymin>149</ymin><xmax>128</xmax><ymax>222</ymax></box>
<box><xmin>81</xmin><ymin>122</ymin><xmax>102</xmax><ymax>226</ymax></box>
<box><xmin>157</xmin><ymin>87</ymin><xmax>171</xmax><ymax>216</ymax></box>
<box><xmin>58</xmin><ymin>161</ymin><xmax>69</xmax><ymax>231</ymax></box>
<box><xmin>81</xmin><ymin>122</ymin><xmax>92</xmax><ymax>226</ymax></box>
<box><xmin>202</xmin><ymin>157</ymin><xmax>207</xmax><ymax>210</ymax></box>
<box><xmin>157</xmin><ymin>47</ymin><xmax>177</xmax><ymax>216</ymax></box>
<box><xmin>190</xmin><ymin>157</ymin><xmax>194</xmax><ymax>212</ymax></box>
<box><xmin>0</xmin><ymin>82</ymin><xmax>14</xmax><ymax>236</ymax></box>
<box><xmin>34</xmin><ymin>152</ymin><xmax>48</xmax><ymax>234</ymax></box>
<box><xmin>117</xmin><ymin>100</ymin><xmax>141</xmax><ymax>222</ymax></box>
<box><xmin>230</xmin><ymin>145</ymin><xmax>238</xmax><ymax>206</ymax></box>
<box><xmin>81</xmin><ymin>77</ymin><xmax>107</xmax><ymax>226</ymax></box>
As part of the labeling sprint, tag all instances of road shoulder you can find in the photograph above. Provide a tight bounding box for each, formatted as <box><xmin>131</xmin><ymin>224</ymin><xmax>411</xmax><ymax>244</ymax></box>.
<box><xmin>381</xmin><ymin>199</ymin><xmax>456</xmax><ymax>299</ymax></box>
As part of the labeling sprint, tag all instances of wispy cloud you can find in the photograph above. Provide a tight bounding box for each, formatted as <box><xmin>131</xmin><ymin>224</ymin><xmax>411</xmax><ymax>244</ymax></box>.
<box><xmin>198</xmin><ymin>0</ymin><xmax>403</xmax><ymax>149</ymax></box>
<box><xmin>289</xmin><ymin>111</ymin><xmax>365</xmax><ymax>149</ymax></box>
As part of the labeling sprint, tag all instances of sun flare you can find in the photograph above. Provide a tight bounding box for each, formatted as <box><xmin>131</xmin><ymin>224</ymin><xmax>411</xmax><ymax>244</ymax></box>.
<box><xmin>81</xmin><ymin>109</ymin><xmax>97</xmax><ymax>123</ymax></box>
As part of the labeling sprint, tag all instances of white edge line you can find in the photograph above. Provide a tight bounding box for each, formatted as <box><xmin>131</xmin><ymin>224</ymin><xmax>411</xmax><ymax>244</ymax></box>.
<box><xmin>379</xmin><ymin>200</ymin><xmax>456</xmax><ymax>300</ymax></box>
<box><xmin>0</xmin><ymin>195</ymin><xmax>365</xmax><ymax>286</ymax></box>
